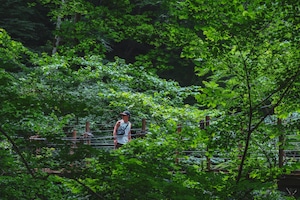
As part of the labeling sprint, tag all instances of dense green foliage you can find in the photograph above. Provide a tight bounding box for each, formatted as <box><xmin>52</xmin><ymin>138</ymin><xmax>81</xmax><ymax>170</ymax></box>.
<box><xmin>1</xmin><ymin>0</ymin><xmax>299</xmax><ymax>199</ymax></box>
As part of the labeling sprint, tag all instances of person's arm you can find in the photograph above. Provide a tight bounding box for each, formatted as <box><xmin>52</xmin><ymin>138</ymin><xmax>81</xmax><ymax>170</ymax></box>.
<box><xmin>128</xmin><ymin>123</ymin><xmax>132</xmax><ymax>142</ymax></box>
<box><xmin>113</xmin><ymin>121</ymin><xmax>120</xmax><ymax>147</ymax></box>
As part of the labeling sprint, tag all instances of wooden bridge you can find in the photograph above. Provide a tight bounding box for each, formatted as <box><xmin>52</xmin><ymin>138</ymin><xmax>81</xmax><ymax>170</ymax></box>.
<box><xmin>29</xmin><ymin>117</ymin><xmax>300</xmax><ymax>197</ymax></box>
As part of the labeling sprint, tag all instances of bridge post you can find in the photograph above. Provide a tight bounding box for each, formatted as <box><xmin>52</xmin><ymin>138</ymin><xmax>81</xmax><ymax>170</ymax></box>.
<box><xmin>199</xmin><ymin>119</ymin><xmax>205</xmax><ymax>129</ymax></box>
<box><xmin>141</xmin><ymin>118</ymin><xmax>146</xmax><ymax>137</ymax></box>
<box><xmin>85</xmin><ymin>121</ymin><xmax>90</xmax><ymax>132</ymax></box>
<box><xmin>175</xmin><ymin>124</ymin><xmax>182</xmax><ymax>164</ymax></box>
<box><xmin>70</xmin><ymin>129</ymin><xmax>77</xmax><ymax>155</ymax></box>
<box><xmin>199</xmin><ymin>119</ymin><xmax>205</xmax><ymax>170</ymax></box>
<box><xmin>84</xmin><ymin>121</ymin><xmax>91</xmax><ymax>145</ymax></box>
<box><xmin>205</xmin><ymin>116</ymin><xmax>211</xmax><ymax>171</ymax></box>
<box><xmin>278</xmin><ymin>118</ymin><xmax>284</xmax><ymax>168</ymax></box>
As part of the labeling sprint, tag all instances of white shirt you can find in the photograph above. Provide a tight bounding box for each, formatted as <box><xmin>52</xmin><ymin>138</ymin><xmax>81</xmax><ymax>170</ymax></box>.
<box><xmin>116</xmin><ymin>120</ymin><xmax>131</xmax><ymax>144</ymax></box>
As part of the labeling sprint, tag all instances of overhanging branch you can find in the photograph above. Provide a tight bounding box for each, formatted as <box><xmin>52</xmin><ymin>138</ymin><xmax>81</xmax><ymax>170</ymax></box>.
<box><xmin>0</xmin><ymin>126</ymin><xmax>35</xmax><ymax>178</ymax></box>
<box><xmin>236</xmin><ymin>67</ymin><xmax>300</xmax><ymax>183</ymax></box>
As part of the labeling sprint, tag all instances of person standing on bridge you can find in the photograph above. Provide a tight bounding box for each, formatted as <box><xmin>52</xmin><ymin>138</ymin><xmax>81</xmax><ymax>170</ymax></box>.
<box><xmin>113</xmin><ymin>111</ymin><xmax>132</xmax><ymax>149</ymax></box>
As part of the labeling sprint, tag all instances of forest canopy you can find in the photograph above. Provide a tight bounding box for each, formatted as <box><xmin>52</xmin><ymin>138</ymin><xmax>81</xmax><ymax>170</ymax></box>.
<box><xmin>0</xmin><ymin>0</ymin><xmax>299</xmax><ymax>199</ymax></box>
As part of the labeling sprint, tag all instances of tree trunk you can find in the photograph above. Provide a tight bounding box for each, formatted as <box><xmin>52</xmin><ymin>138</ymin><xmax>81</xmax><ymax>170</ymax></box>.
<box><xmin>52</xmin><ymin>0</ymin><xmax>65</xmax><ymax>55</ymax></box>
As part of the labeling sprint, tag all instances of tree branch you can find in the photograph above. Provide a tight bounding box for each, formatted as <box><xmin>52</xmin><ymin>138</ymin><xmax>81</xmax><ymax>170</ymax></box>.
<box><xmin>0</xmin><ymin>126</ymin><xmax>35</xmax><ymax>178</ymax></box>
<box><xmin>236</xmin><ymin>68</ymin><xmax>300</xmax><ymax>183</ymax></box>
<box><xmin>235</xmin><ymin>47</ymin><xmax>253</xmax><ymax>183</ymax></box>
<box><xmin>75</xmin><ymin>178</ymin><xmax>105</xmax><ymax>199</ymax></box>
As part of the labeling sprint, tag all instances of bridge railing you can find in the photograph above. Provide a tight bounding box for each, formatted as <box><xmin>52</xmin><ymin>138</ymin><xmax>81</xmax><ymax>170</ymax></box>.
<box><xmin>29</xmin><ymin>116</ymin><xmax>299</xmax><ymax>170</ymax></box>
<box><xmin>176</xmin><ymin>116</ymin><xmax>300</xmax><ymax>171</ymax></box>
<box><xmin>29</xmin><ymin>119</ymin><xmax>148</xmax><ymax>151</ymax></box>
